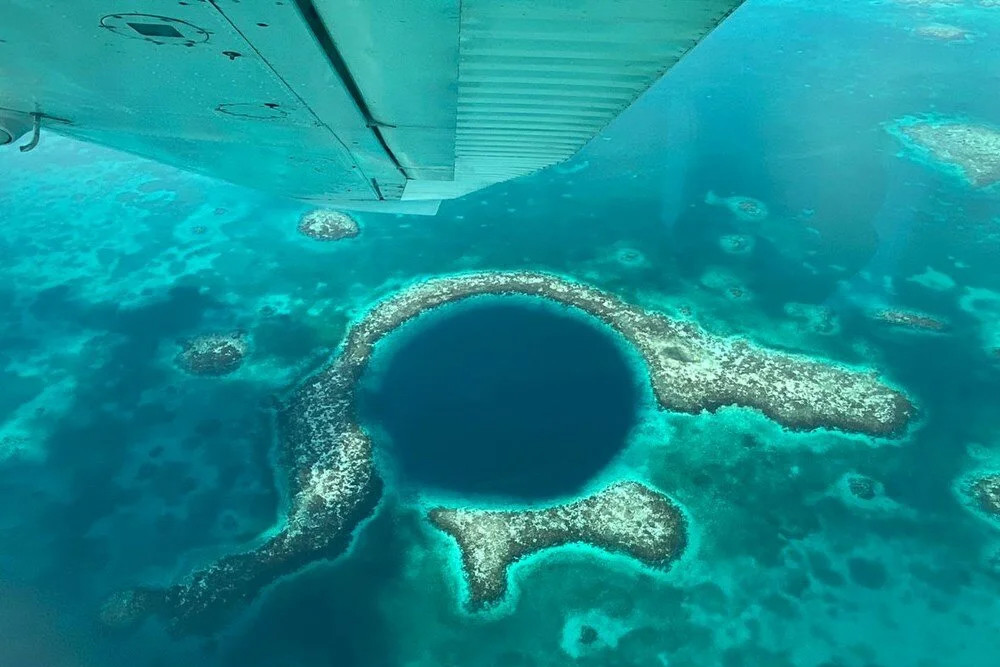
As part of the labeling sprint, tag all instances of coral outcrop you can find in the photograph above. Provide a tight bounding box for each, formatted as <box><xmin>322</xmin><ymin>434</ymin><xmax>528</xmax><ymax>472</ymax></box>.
<box><xmin>889</xmin><ymin>117</ymin><xmax>1000</xmax><ymax>188</ymax></box>
<box><xmin>297</xmin><ymin>209</ymin><xmax>360</xmax><ymax>241</ymax></box>
<box><xmin>428</xmin><ymin>481</ymin><xmax>686</xmax><ymax>608</ymax></box>
<box><xmin>175</xmin><ymin>332</ymin><xmax>248</xmax><ymax>376</ymax></box>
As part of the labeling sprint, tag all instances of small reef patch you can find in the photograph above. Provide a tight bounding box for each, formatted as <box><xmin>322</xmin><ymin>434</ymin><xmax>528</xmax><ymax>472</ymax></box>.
<box><xmin>847</xmin><ymin>474</ymin><xmax>879</xmax><ymax>501</ymax></box>
<box><xmin>174</xmin><ymin>331</ymin><xmax>248</xmax><ymax>376</ymax></box>
<box><xmin>912</xmin><ymin>24</ymin><xmax>973</xmax><ymax>42</ymax></box>
<box><xmin>888</xmin><ymin>116</ymin><xmax>1000</xmax><ymax>188</ymax></box>
<box><xmin>614</xmin><ymin>247</ymin><xmax>649</xmax><ymax>269</ymax></box>
<box><xmin>104</xmin><ymin>271</ymin><xmax>913</xmax><ymax>635</ymax></box>
<box><xmin>560</xmin><ymin>608</ymin><xmax>635</xmax><ymax>659</ymax></box>
<box><xmin>870</xmin><ymin>308</ymin><xmax>949</xmax><ymax>333</ymax></box>
<box><xmin>960</xmin><ymin>473</ymin><xmax>1000</xmax><ymax>524</ymax></box>
<box><xmin>784</xmin><ymin>302</ymin><xmax>841</xmax><ymax>336</ymax></box>
<box><xmin>427</xmin><ymin>481</ymin><xmax>686</xmax><ymax>609</ymax></box>
<box><xmin>913</xmin><ymin>23</ymin><xmax>972</xmax><ymax>42</ymax></box>
<box><xmin>828</xmin><ymin>472</ymin><xmax>911</xmax><ymax>516</ymax></box>
<box><xmin>705</xmin><ymin>191</ymin><xmax>769</xmax><ymax>222</ymax></box>
<box><xmin>699</xmin><ymin>267</ymin><xmax>752</xmax><ymax>302</ymax></box>
<box><xmin>297</xmin><ymin>209</ymin><xmax>360</xmax><ymax>241</ymax></box>
<box><xmin>718</xmin><ymin>234</ymin><xmax>756</xmax><ymax>255</ymax></box>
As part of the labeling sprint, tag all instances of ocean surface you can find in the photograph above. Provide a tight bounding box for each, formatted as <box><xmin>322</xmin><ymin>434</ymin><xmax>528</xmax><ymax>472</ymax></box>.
<box><xmin>3</xmin><ymin>1</ymin><xmax>1000</xmax><ymax>665</ymax></box>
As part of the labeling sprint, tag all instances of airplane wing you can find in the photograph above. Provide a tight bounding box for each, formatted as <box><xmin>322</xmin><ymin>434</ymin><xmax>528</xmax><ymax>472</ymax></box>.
<box><xmin>0</xmin><ymin>1</ymin><xmax>742</xmax><ymax>212</ymax></box>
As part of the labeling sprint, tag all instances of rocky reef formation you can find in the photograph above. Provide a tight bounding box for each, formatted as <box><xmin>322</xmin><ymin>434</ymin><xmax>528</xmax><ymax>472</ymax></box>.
<box><xmin>175</xmin><ymin>332</ymin><xmax>248</xmax><ymax>376</ymax></box>
<box><xmin>705</xmin><ymin>191</ymin><xmax>769</xmax><ymax>222</ymax></box>
<box><xmin>872</xmin><ymin>308</ymin><xmax>949</xmax><ymax>332</ymax></box>
<box><xmin>847</xmin><ymin>474</ymin><xmax>878</xmax><ymax>501</ymax></box>
<box><xmin>969</xmin><ymin>475</ymin><xmax>1000</xmax><ymax>517</ymax></box>
<box><xmin>913</xmin><ymin>24</ymin><xmax>972</xmax><ymax>42</ymax></box>
<box><xmin>297</xmin><ymin>209</ymin><xmax>360</xmax><ymax>241</ymax></box>
<box><xmin>107</xmin><ymin>271</ymin><xmax>912</xmax><ymax>634</ymax></box>
<box><xmin>889</xmin><ymin>117</ymin><xmax>1000</xmax><ymax>188</ymax></box>
<box><xmin>428</xmin><ymin>481</ymin><xmax>686</xmax><ymax>608</ymax></box>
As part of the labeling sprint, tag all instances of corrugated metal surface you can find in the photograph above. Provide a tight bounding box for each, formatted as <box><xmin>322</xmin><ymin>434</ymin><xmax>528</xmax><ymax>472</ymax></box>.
<box><xmin>451</xmin><ymin>0</ymin><xmax>742</xmax><ymax>190</ymax></box>
<box><xmin>0</xmin><ymin>0</ymin><xmax>406</xmax><ymax>203</ymax></box>
<box><xmin>1</xmin><ymin>0</ymin><xmax>742</xmax><ymax>209</ymax></box>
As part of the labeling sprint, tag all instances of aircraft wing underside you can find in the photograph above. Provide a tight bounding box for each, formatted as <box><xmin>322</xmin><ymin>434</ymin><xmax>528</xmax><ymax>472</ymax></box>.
<box><xmin>0</xmin><ymin>0</ymin><xmax>742</xmax><ymax>212</ymax></box>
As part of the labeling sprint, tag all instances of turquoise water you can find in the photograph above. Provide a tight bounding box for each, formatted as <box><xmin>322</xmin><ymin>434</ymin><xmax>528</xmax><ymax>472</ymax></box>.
<box><xmin>4</xmin><ymin>0</ymin><xmax>1000</xmax><ymax>665</ymax></box>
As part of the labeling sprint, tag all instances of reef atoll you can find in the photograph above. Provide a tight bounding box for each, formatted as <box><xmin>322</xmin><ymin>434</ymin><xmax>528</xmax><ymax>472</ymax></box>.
<box><xmin>889</xmin><ymin>117</ymin><xmax>1000</xmax><ymax>188</ymax></box>
<box><xmin>297</xmin><ymin>209</ymin><xmax>360</xmax><ymax>241</ymax></box>
<box><xmin>108</xmin><ymin>271</ymin><xmax>913</xmax><ymax>634</ymax></box>
<box><xmin>175</xmin><ymin>332</ymin><xmax>248</xmax><ymax>376</ymax></box>
<box><xmin>428</xmin><ymin>482</ymin><xmax>686</xmax><ymax>608</ymax></box>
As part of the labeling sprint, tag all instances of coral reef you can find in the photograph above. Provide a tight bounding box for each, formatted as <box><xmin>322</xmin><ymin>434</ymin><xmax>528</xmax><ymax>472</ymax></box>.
<box><xmin>872</xmin><ymin>308</ymin><xmax>948</xmax><ymax>332</ymax></box>
<box><xmin>560</xmin><ymin>609</ymin><xmax>634</xmax><ymax>658</ymax></box>
<box><xmin>955</xmin><ymin>469</ymin><xmax>1000</xmax><ymax>527</ymax></box>
<box><xmin>175</xmin><ymin>332</ymin><xmax>248</xmax><ymax>376</ymax></box>
<box><xmin>719</xmin><ymin>234</ymin><xmax>756</xmax><ymax>255</ymax></box>
<box><xmin>833</xmin><ymin>473</ymin><xmax>907</xmax><ymax>516</ymax></box>
<box><xmin>889</xmin><ymin>117</ymin><xmax>1000</xmax><ymax>188</ymax></box>
<box><xmin>107</xmin><ymin>271</ymin><xmax>912</xmax><ymax>634</ymax></box>
<box><xmin>913</xmin><ymin>25</ymin><xmax>972</xmax><ymax>42</ymax></box>
<box><xmin>614</xmin><ymin>248</ymin><xmax>648</xmax><ymax>268</ymax></box>
<box><xmin>970</xmin><ymin>475</ymin><xmax>1000</xmax><ymax>517</ymax></box>
<box><xmin>98</xmin><ymin>589</ymin><xmax>164</xmax><ymax>630</ymax></box>
<box><xmin>428</xmin><ymin>481</ymin><xmax>686</xmax><ymax>608</ymax></box>
<box><xmin>784</xmin><ymin>302</ymin><xmax>841</xmax><ymax>336</ymax></box>
<box><xmin>847</xmin><ymin>474</ymin><xmax>878</xmax><ymax>501</ymax></box>
<box><xmin>699</xmin><ymin>268</ymin><xmax>752</xmax><ymax>301</ymax></box>
<box><xmin>297</xmin><ymin>209</ymin><xmax>360</xmax><ymax>241</ymax></box>
<box><xmin>706</xmin><ymin>191</ymin><xmax>769</xmax><ymax>222</ymax></box>
<box><xmin>894</xmin><ymin>0</ymin><xmax>961</xmax><ymax>5</ymax></box>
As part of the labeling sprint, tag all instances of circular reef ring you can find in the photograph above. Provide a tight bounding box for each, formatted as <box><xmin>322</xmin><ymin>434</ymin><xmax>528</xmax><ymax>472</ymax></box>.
<box><xmin>104</xmin><ymin>271</ymin><xmax>913</xmax><ymax>635</ymax></box>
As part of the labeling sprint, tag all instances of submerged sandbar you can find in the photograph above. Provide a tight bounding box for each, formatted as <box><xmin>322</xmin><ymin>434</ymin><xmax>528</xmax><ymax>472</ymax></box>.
<box><xmin>106</xmin><ymin>271</ymin><xmax>912</xmax><ymax>634</ymax></box>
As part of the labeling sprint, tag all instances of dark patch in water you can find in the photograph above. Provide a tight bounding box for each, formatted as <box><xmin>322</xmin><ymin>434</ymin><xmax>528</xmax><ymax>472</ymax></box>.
<box><xmin>847</xmin><ymin>557</ymin><xmax>888</xmax><ymax>589</ymax></box>
<box><xmin>220</xmin><ymin>508</ymin><xmax>403</xmax><ymax>667</ymax></box>
<box><xmin>361</xmin><ymin>301</ymin><xmax>640</xmax><ymax>500</ymax></box>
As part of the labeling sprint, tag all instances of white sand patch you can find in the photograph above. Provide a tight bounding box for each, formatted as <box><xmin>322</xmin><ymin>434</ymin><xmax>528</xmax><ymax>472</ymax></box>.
<box><xmin>907</xmin><ymin>266</ymin><xmax>956</xmax><ymax>291</ymax></box>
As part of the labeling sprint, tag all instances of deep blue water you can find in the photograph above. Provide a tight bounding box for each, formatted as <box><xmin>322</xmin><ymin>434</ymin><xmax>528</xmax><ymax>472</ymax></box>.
<box><xmin>361</xmin><ymin>300</ymin><xmax>640</xmax><ymax>500</ymax></box>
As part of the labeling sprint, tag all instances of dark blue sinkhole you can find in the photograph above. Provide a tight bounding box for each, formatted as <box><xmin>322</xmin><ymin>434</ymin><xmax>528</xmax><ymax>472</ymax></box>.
<box><xmin>359</xmin><ymin>298</ymin><xmax>641</xmax><ymax>500</ymax></box>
